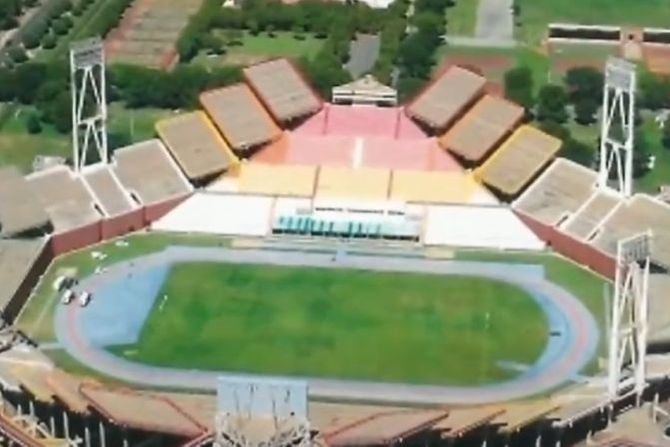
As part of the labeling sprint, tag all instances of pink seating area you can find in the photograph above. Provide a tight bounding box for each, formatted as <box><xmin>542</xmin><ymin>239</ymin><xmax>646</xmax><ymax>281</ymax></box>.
<box><xmin>295</xmin><ymin>104</ymin><xmax>426</xmax><ymax>140</ymax></box>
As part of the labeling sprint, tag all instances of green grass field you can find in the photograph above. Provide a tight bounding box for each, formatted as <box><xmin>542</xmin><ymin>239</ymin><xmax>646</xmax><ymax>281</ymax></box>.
<box><xmin>516</xmin><ymin>0</ymin><xmax>670</xmax><ymax>45</ymax></box>
<box><xmin>445</xmin><ymin>0</ymin><xmax>479</xmax><ymax>36</ymax></box>
<box><xmin>194</xmin><ymin>31</ymin><xmax>324</xmax><ymax>68</ymax></box>
<box><xmin>114</xmin><ymin>261</ymin><xmax>548</xmax><ymax>385</ymax></box>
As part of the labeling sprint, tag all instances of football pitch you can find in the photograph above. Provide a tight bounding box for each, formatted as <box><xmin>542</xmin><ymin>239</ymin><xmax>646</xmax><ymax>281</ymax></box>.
<box><xmin>113</xmin><ymin>261</ymin><xmax>549</xmax><ymax>386</ymax></box>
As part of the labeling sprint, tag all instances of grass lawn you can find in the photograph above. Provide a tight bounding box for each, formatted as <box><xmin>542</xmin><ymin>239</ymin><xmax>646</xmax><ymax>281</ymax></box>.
<box><xmin>114</xmin><ymin>262</ymin><xmax>548</xmax><ymax>386</ymax></box>
<box><xmin>193</xmin><ymin>31</ymin><xmax>324</xmax><ymax>68</ymax></box>
<box><xmin>456</xmin><ymin>250</ymin><xmax>607</xmax><ymax>370</ymax></box>
<box><xmin>15</xmin><ymin>233</ymin><xmax>232</xmax><ymax>343</ymax></box>
<box><xmin>516</xmin><ymin>0</ymin><xmax>670</xmax><ymax>46</ymax></box>
<box><xmin>446</xmin><ymin>0</ymin><xmax>479</xmax><ymax>36</ymax></box>
<box><xmin>0</xmin><ymin>105</ymin><xmax>71</xmax><ymax>172</ymax></box>
<box><xmin>0</xmin><ymin>103</ymin><xmax>174</xmax><ymax>173</ymax></box>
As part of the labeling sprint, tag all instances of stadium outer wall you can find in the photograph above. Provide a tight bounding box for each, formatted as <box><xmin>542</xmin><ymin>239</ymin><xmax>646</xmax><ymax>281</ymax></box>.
<box><xmin>514</xmin><ymin>210</ymin><xmax>616</xmax><ymax>279</ymax></box>
<box><xmin>4</xmin><ymin>238</ymin><xmax>53</xmax><ymax>324</ymax></box>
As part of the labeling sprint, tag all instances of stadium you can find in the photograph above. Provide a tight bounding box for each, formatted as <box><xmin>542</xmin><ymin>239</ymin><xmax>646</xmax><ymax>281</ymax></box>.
<box><xmin>0</xmin><ymin>44</ymin><xmax>670</xmax><ymax>447</ymax></box>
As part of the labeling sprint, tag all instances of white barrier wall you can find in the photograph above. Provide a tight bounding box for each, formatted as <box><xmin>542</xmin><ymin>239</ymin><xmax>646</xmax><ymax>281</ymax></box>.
<box><xmin>424</xmin><ymin>205</ymin><xmax>545</xmax><ymax>250</ymax></box>
<box><xmin>151</xmin><ymin>192</ymin><xmax>273</xmax><ymax>236</ymax></box>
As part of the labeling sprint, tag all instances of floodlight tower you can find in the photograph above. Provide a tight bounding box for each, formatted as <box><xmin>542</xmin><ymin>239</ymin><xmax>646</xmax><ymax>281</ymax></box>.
<box><xmin>70</xmin><ymin>37</ymin><xmax>108</xmax><ymax>171</ymax></box>
<box><xmin>608</xmin><ymin>231</ymin><xmax>652</xmax><ymax>402</ymax></box>
<box><xmin>598</xmin><ymin>57</ymin><xmax>636</xmax><ymax>197</ymax></box>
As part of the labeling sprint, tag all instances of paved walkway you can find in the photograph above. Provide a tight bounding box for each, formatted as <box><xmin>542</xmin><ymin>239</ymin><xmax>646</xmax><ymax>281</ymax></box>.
<box><xmin>54</xmin><ymin>246</ymin><xmax>599</xmax><ymax>405</ymax></box>
<box><xmin>475</xmin><ymin>0</ymin><xmax>515</xmax><ymax>42</ymax></box>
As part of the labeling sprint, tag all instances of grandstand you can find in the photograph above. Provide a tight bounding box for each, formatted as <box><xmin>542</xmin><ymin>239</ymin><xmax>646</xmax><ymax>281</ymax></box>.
<box><xmin>200</xmin><ymin>84</ymin><xmax>282</xmax><ymax>153</ymax></box>
<box><xmin>27</xmin><ymin>165</ymin><xmax>103</xmax><ymax>254</ymax></box>
<box><xmin>405</xmin><ymin>66</ymin><xmax>486</xmax><ymax>131</ymax></box>
<box><xmin>156</xmin><ymin>111</ymin><xmax>239</xmax><ymax>183</ymax></box>
<box><xmin>439</xmin><ymin>95</ymin><xmax>524</xmax><ymax>164</ymax></box>
<box><xmin>243</xmin><ymin>59</ymin><xmax>323</xmax><ymax>123</ymax></box>
<box><xmin>112</xmin><ymin>139</ymin><xmax>193</xmax><ymax>222</ymax></box>
<box><xmin>476</xmin><ymin>126</ymin><xmax>562</xmax><ymax>197</ymax></box>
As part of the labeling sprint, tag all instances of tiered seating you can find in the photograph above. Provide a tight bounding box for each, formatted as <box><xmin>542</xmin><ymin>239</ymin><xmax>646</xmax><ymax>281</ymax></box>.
<box><xmin>156</xmin><ymin>111</ymin><xmax>238</xmax><ymax>182</ymax></box>
<box><xmin>405</xmin><ymin>66</ymin><xmax>486</xmax><ymax>131</ymax></box>
<box><xmin>243</xmin><ymin>58</ymin><xmax>322</xmax><ymax>123</ymax></box>
<box><xmin>439</xmin><ymin>94</ymin><xmax>524</xmax><ymax>164</ymax></box>
<box><xmin>475</xmin><ymin>126</ymin><xmax>562</xmax><ymax>197</ymax></box>
<box><xmin>315</xmin><ymin>166</ymin><xmax>391</xmax><ymax>201</ymax></box>
<box><xmin>0</xmin><ymin>238</ymin><xmax>49</xmax><ymax>322</ymax></box>
<box><xmin>562</xmin><ymin>190</ymin><xmax>622</xmax><ymax>240</ymax></box>
<box><xmin>200</xmin><ymin>84</ymin><xmax>282</xmax><ymax>153</ymax></box>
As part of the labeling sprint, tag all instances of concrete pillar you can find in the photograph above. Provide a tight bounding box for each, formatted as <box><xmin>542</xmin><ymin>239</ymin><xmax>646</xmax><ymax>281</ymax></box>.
<box><xmin>85</xmin><ymin>423</ymin><xmax>91</xmax><ymax>447</ymax></box>
<box><xmin>63</xmin><ymin>410</ymin><xmax>70</xmax><ymax>439</ymax></box>
<box><xmin>122</xmin><ymin>429</ymin><xmax>129</xmax><ymax>447</ymax></box>
<box><xmin>50</xmin><ymin>414</ymin><xmax>55</xmax><ymax>436</ymax></box>
<box><xmin>99</xmin><ymin>421</ymin><xmax>106</xmax><ymax>447</ymax></box>
<box><xmin>28</xmin><ymin>400</ymin><xmax>35</xmax><ymax>419</ymax></box>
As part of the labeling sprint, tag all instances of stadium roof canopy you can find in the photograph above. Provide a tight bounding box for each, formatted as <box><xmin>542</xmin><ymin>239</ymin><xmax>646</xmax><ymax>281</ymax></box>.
<box><xmin>405</xmin><ymin>66</ymin><xmax>486</xmax><ymax>130</ymax></box>
<box><xmin>0</xmin><ymin>166</ymin><xmax>50</xmax><ymax>237</ymax></box>
<box><xmin>590</xmin><ymin>194</ymin><xmax>670</xmax><ymax>268</ymax></box>
<box><xmin>113</xmin><ymin>139</ymin><xmax>192</xmax><ymax>206</ymax></box>
<box><xmin>476</xmin><ymin>125</ymin><xmax>562</xmax><ymax>196</ymax></box>
<box><xmin>79</xmin><ymin>384</ymin><xmax>207</xmax><ymax>437</ymax></box>
<box><xmin>243</xmin><ymin>58</ymin><xmax>322</xmax><ymax>122</ymax></box>
<box><xmin>0</xmin><ymin>238</ymin><xmax>46</xmax><ymax>319</ymax></box>
<box><xmin>156</xmin><ymin>111</ymin><xmax>238</xmax><ymax>181</ymax></box>
<box><xmin>27</xmin><ymin>166</ymin><xmax>102</xmax><ymax>232</ymax></box>
<box><xmin>200</xmin><ymin>84</ymin><xmax>282</xmax><ymax>152</ymax></box>
<box><xmin>513</xmin><ymin>158</ymin><xmax>598</xmax><ymax>227</ymax></box>
<box><xmin>82</xmin><ymin>165</ymin><xmax>136</xmax><ymax>218</ymax></box>
<box><xmin>439</xmin><ymin>95</ymin><xmax>524</xmax><ymax>163</ymax></box>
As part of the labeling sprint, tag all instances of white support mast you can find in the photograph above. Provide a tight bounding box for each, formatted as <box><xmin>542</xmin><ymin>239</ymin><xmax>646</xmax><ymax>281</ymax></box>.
<box><xmin>608</xmin><ymin>231</ymin><xmax>652</xmax><ymax>402</ymax></box>
<box><xmin>598</xmin><ymin>57</ymin><xmax>636</xmax><ymax>197</ymax></box>
<box><xmin>70</xmin><ymin>37</ymin><xmax>108</xmax><ymax>172</ymax></box>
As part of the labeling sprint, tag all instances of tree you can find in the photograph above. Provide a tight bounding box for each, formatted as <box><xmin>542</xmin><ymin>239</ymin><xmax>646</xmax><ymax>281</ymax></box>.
<box><xmin>560</xmin><ymin>137</ymin><xmax>595</xmax><ymax>167</ymax></box>
<box><xmin>25</xmin><ymin>111</ymin><xmax>42</xmax><ymax>134</ymax></box>
<box><xmin>663</xmin><ymin>115</ymin><xmax>670</xmax><ymax>149</ymax></box>
<box><xmin>638</xmin><ymin>70</ymin><xmax>670</xmax><ymax>110</ymax></box>
<box><xmin>223</xmin><ymin>28</ymin><xmax>243</xmax><ymax>46</ymax></box>
<box><xmin>41</xmin><ymin>32</ymin><xmax>57</xmax><ymax>48</ymax></box>
<box><xmin>574</xmin><ymin>98</ymin><xmax>599</xmax><ymax>125</ymax></box>
<box><xmin>503</xmin><ymin>66</ymin><xmax>533</xmax><ymax>109</ymax></box>
<box><xmin>565</xmin><ymin>66</ymin><xmax>603</xmax><ymax>103</ymax></box>
<box><xmin>0</xmin><ymin>68</ymin><xmax>15</xmax><ymax>101</ymax></box>
<box><xmin>15</xmin><ymin>62</ymin><xmax>47</xmax><ymax>103</ymax></box>
<box><xmin>633</xmin><ymin>129</ymin><xmax>650</xmax><ymax>178</ymax></box>
<box><xmin>8</xmin><ymin>45</ymin><xmax>28</xmax><ymax>63</ymax></box>
<box><xmin>537</xmin><ymin>84</ymin><xmax>568</xmax><ymax>123</ymax></box>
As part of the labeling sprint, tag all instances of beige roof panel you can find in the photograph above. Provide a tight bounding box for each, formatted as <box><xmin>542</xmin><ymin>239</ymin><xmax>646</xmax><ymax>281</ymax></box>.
<box><xmin>113</xmin><ymin>139</ymin><xmax>192</xmax><ymax>205</ymax></box>
<box><xmin>243</xmin><ymin>58</ymin><xmax>322</xmax><ymax>122</ymax></box>
<box><xmin>82</xmin><ymin>165</ymin><xmax>135</xmax><ymax>217</ymax></box>
<box><xmin>514</xmin><ymin>158</ymin><xmax>598</xmax><ymax>226</ymax></box>
<box><xmin>591</xmin><ymin>194</ymin><xmax>670</xmax><ymax>267</ymax></box>
<box><xmin>434</xmin><ymin>406</ymin><xmax>505</xmax><ymax>438</ymax></box>
<box><xmin>237</xmin><ymin>163</ymin><xmax>316</xmax><ymax>197</ymax></box>
<box><xmin>27</xmin><ymin>166</ymin><xmax>102</xmax><ymax>232</ymax></box>
<box><xmin>476</xmin><ymin>126</ymin><xmax>562</xmax><ymax>196</ymax></box>
<box><xmin>156</xmin><ymin>111</ymin><xmax>238</xmax><ymax>180</ymax></box>
<box><xmin>201</xmin><ymin>84</ymin><xmax>281</xmax><ymax>151</ymax></box>
<box><xmin>406</xmin><ymin>66</ymin><xmax>486</xmax><ymax>130</ymax></box>
<box><xmin>439</xmin><ymin>95</ymin><xmax>524</xmax><ymax>163</ymax></box>
<box><xmin>315</xmin><ymin>166</ymin><xmax>390</xmax><ymax>201</ymax></box>
<box><xmin>562</xmin><ymin>190</ymin><xmax>622</xmax><ymax>240</ymax></box>
<box><xmin>0</xmin><ymin>166</ymin><xmax>50</xmax><ymax>237</ymax></box>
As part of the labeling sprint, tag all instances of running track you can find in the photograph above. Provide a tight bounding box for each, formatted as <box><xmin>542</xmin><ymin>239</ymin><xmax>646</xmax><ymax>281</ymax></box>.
<box><xmin>54</xmin><ymin>246</ymin><xmax>599</xmax><ymax>405</ymax></box>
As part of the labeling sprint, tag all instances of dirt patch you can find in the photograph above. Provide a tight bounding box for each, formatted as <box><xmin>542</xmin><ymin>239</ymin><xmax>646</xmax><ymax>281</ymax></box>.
<box><xmin>644</xmin><ymin>45</ymin><xmax>670</xmax><ymax>75</ymax></box>
<box><xmin>551</xmin><ymin>56</ymin><xmax>606</xmax><ymax>76</ymax></box>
